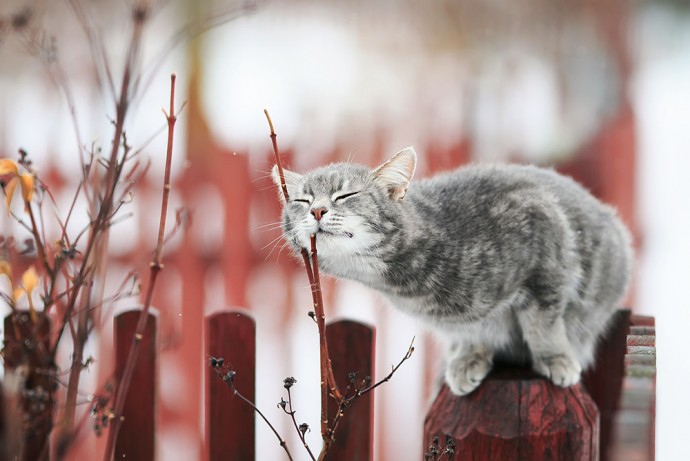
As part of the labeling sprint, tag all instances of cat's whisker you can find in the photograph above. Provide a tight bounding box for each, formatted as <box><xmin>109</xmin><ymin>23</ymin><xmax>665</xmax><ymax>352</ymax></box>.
<box><xmin>257</xmin><ymin>184</ymin><xmax>282</xmax><ymax>193</ymax></box>
<box><xmin>252</xmin><ymin>172</ymin><xmax>275</xmax><ymax>184</ymax></box>
<box><xmin>345</xmin><ymin>149</ymin><xmax>360</xmax><ymax>165</ymax></box>
<box><xmin>261</xmin><ymin>233</ymin><xmax>288</xmax><ymax>253</ymax></box>
<box><xmin>255</xmin><ymin>221</ymin><xmax>285</xmax><ymax>231</ymax></box>
<box><xmin>263</xmin><ymin>228</ymin><xmax>300</xmax><ymax>260</ymax></box>
<box><xmin>275</xmin><ymin>240</ymin><xmax>294</xmax><ymax>259</ymax></box>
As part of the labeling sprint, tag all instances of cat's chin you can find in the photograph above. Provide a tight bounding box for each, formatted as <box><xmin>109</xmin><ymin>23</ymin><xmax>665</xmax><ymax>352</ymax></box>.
<box><xmin>300</xmin><ymin>229</ymin><xmax>353</xmax><ymax>244</ymax></box>
<box><xmin>318</xmin><ymin>229</ymin><xmax>353</xmax><ymax>239</ymax></box>
<box><xmin>299</xmin><ymin>230</ymin><xmax>358</xmax><ymax>258</ymax></box>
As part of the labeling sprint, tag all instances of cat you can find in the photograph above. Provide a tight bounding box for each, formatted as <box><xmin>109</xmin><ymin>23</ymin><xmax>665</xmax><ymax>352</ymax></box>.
<box><xmin>272</xmin><ymin>147</ymin><xmax>633</xmax><ymax>396</ymax></box>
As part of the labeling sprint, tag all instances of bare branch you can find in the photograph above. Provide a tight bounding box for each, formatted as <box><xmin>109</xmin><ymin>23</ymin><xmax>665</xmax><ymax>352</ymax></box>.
<box><xmin>102</xmin><ymin>72</ymin><xmax>178</xmax><ymax>461</ymax></box>
<box><xmin>209</xmin><ymin>358</ymin><xmax>294</xmax><ymax>461</ymax></box>
<box><xmin>264</xmin><ymin>109</ymin><xmax>289</xmax><ymax>202</ymax></box>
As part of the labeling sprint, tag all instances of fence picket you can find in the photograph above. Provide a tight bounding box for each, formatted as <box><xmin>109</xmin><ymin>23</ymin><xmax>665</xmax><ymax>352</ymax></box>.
<box><xmin>205</xmin><ymin>311</ymin><xmax>256</xmax><ymax>461</ymax></box>
<box><xmin>2</xmin><ymin>313</ymin><xmax>53</xmax><ymax>461</ymax></box>
<box><xmin>582</xmin><ymin>309</ymin><xmax>631</xmax><ymax>460</ymax></box>
<box><xmin>114</xmin><ymin>310</ymin><xmax>157</xmax><ymax>460</ymax></box>
<box><xmin>326</xmin><ymin>320</ymin><xmax>375</xmax><ymax>461</ymax></box>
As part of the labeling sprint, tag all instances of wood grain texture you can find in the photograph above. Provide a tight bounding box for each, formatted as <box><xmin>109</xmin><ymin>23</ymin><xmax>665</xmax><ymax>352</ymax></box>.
<box><xmin>424</xmin><ymin>367</ymin><xmax>600</xmax><ymax>461</ymax></box>
<box><xmin>205</xmin><ymin>311</ymin><xmax>256</xmax><ymax>461</ymax></box>
<box><xmin>114</xmin><ymin>310</ymin><xmax>157</xmax><ymax>461</ymax></box>
<box><xmin>325</xmin><ymin>320</ymin><xmax>375</xmax><ymax>461</ymax></box>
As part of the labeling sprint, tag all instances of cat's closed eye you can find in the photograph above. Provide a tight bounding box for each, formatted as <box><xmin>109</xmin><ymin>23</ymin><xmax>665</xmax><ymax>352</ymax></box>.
<box><xmin>334</xmin><ymin>191</ymin><xmax>360</xmax><ymax>202</ymax></box>
<box><xmin>292</xmin><ymin>198</ymin><xmax>311</xmax><ymax>205</ymax></box>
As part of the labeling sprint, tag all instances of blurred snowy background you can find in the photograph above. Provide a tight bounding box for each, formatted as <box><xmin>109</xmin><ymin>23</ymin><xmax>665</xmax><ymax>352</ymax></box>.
<box><xmin>1</xmin><ymin>0</ymin><xmax>688</xmax><ymax>459</ymax></box>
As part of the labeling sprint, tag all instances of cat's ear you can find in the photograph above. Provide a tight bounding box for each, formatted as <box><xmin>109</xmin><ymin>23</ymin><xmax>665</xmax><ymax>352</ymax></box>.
<box><xmin>271</xmin><ymin>164</ymin><xmax>302</xmax><ymax>203</ymax></box>
<box><xmin>373</xmin><ymin>147</ymin><xmax>417</xmax><ymax>201</ymax></box>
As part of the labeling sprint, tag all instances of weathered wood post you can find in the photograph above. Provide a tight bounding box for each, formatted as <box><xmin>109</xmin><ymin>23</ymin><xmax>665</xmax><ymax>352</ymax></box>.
<box><xmin>581</xmin><ymin>310</ymin><xmax>631</xmax><ymax>460</ymax></box>
<box><xmin>326</xmin><ymin>320</ymin><xmax>376</xmax><ymax>461</ymax></box>
<box><xmin>205</xmin><ymin>311</ymin><xmax>256</xmax><ymax>461</ymax></box>
<box><xmin>114</xmin><ymin>310</ymin><xmax>157</xmax><ymax>460</ymax></box>
<box><xmin>610</xmin><ymin>315</ymin><xmax>656</xmax><ymax>461</ymax></box>
<box><xmin>2</xmin><ymin>312</ymin><xmax>55</xmax><ymax>461</ymax></box>
<box><xmin>424</xmin><ymin>367</ymin><xmax>600</xmax><ymax>461</ymax></box>
<box><xmin>424</xmin><ymin>310</ymin><xmax>657</xmax><ymax>461</ymax></box>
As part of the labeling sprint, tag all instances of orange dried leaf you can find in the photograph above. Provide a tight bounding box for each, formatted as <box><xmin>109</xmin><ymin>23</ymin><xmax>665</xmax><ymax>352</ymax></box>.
<box><xmin>4</xmin><ymin>177</ymin><xmax>18</xmax><ymax>209</ymax></box>
<box><xmin>0</xmin><ymin>260</ymin><xmax>11</xmax><ymax>278</ymax></box>
<box><xmin>0</xmin><ymin>159</ymin><xmax>19</xmax><ymax>175</ymax></box>
<box><xmin>13</xmin><ymin>287</ymin><xmax>24</xmax><ymax>302</ymax></box>
<box><xmin>22</xmin><ymin>265</ymin><xmax>39</xmax><ymax>293</ymax></box>
<box><xmin>19</xmin><ymin>173</ymin><xmax>34</xmax><ymax>202</ymax></box>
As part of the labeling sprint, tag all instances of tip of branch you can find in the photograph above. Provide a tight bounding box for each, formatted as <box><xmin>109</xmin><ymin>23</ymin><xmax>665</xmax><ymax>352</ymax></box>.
<box><xmin>263</xmin><ymin>109</ymin><xmax>276</xmax><ymax>136</ymax></box>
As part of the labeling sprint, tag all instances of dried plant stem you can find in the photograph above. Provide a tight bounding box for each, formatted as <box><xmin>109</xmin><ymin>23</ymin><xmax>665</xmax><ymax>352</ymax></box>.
<box><xmin>354</xmin><ymin>337</ymin><xmax>415</xmax><ymax>399</ymax></box>
<box><xmin>25</xmin><ymin>205</ymin><xmax>49</xmax><ymax>279</ymax></box>
<box><xmin>285</xmin><ymin>388</ymin><xmax>317</xmax><ymax>461</ymax></box>
<box><xmin>264</xmin><ymin>110</ymin><xmax>341</xmax><ymax>437</ymax></box>
<box><xmin>264</xmin><ymin>111</ymin><xmax>414</xmax><ymax>460</ymax></box>
<box><xmin>210</xmin><ymin>362</ymin><xmax>294</xmax><ymax>461</ymax></box>
<box><xmin>322</xmin><ymin>338</ymin><xmax>415</xmax><ymax>456</ymax></box>
<box><xmin>301</xmin><ymin>248</ymin><xmax>330</xmax><ymax>438</ymax></box>
<box><xmin>102</xmin><ymin>73</ymin><xmax>178</xmax><ymax>461</ymax></box>
<box><xmin>53</xmin><ymin>13</ymin><xmax>147</xmax><ymax>445</ymax></box>
<box><xmin>264</xmin><ymin>109</ymin><xmax>289</xmax><ymax>201</ymax></box>
<box><xmin>234</xmin><ymin>389</ymin><xmax>294</xmax><ymax>461</ymax></box>
<box><xmin>50</xmin><ymin>0</ymin><xmax>148</xmax><ymax>358</ymax></box>
<box><xmin>307</xmin><ymin>235</ymin><xmax>342</xmax><ymax>426</ymax></box>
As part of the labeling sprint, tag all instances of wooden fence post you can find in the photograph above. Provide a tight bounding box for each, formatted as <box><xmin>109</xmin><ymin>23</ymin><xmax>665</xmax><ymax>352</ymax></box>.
<box><xmin>205</xmin><ymin>311</ymin><xmax>256</xmax><ymax>461</ymax></box>
<box><xmin>424</xmin><ymin>309</ymin><xmax>658</xmax><ymax>461</ymax></box>
<box><xmin>2</xmin><ymin>312</ymin><xmax>54</xmax><ymax>461</ymax></box>
<box><xmin>582</xmin><ymin>310</ymin><xmax>631</xmax><ymax>460</ymax></box>
<box><xmin>326</xmin><ymin>320</ymin><xmax>376</xmax><ymax>461</ymax></box>
<box><xmin>609</xmin><ymin>315</ymin><xmax>656</xmax><ymax>461</ymax></box>
<box><xmin>424</xmin><ymin>368</ymin><xmax>599</xmax><ymax>461</ymax></box>
<box><xmin>114</xmin><ymin>310</ymin><xmax>157</xmax><ymax>460</ymax></box>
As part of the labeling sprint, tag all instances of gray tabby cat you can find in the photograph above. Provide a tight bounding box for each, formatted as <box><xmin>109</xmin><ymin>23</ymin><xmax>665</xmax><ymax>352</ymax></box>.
<box><xmin>272</xmin><ymin>147</ymin><xmax>632</xmax><ymax>395</ymax></box>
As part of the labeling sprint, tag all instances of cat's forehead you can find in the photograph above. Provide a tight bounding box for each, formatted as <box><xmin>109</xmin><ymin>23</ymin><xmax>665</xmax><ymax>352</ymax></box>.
<box><xmin>302</xmin><ymin>163</ymin><xmax>370</xmax><ymax>193</ymax></box>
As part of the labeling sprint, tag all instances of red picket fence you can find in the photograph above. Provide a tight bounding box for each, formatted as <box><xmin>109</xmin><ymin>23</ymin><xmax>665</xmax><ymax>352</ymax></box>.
<box><xmin>114</xmin><ymin>309</ymin><xmax>375</xmax><ymax>461</ymax></box>
<box><xmin>105</xmin><ymin>308</ymin><xmax>655</xmax><ymax>461</ymax></box>
<box><xmin>0</xmin><ymin>307</ymin><xmax>655</xmax><ymax>460</ymax></box>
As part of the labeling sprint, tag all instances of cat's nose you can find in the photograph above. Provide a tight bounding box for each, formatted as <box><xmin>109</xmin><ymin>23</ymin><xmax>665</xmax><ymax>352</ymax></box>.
<box><xmin>311</xmin><ymin>207</ymin><xmax>328</xmax><ymax>221</ymax></box>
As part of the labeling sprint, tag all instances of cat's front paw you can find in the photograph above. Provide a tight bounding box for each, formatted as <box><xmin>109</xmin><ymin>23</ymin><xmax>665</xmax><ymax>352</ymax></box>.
<box><xmin>532</xmin><ymin>353</ymin><xmax>582</xmax><ymax>387</ymax></box>
<box><xmin>445</xmin><ymin>352</ymin><xmax>493</xmax><ymax>396</ymax></box>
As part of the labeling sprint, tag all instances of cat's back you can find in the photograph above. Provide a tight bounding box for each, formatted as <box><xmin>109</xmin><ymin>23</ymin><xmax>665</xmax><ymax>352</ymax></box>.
<box><xmin>409</xmin><ymin>162</ymin><xmax>611</xmax><ymax>223</ymax></box>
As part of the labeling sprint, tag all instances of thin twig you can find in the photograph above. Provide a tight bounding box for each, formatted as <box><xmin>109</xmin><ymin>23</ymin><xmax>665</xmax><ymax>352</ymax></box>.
<box><xmin>354</xmin><ymin>337</ymin><xmax>415</xmax><ymax>399</ymax></box>
<box><xmin>50</xmin><ymin>0</ymin><xmax>147</xmax><ymax>359</ymax></box>
<box><xmin>264</xmin><ymin>109</ymin><xmax>289</xmax><ymax>201</ymax></box>
<box><xmin>284</xmin><ymin>388</ymin><xmax>317</xmax><ymax>461</ymax></box>
<box><xmin>102</xmin><ymin>72</ymin><xmax>178</xmax><ymax>461</ymax></box>
<box><xmin>309</xmin><ymin>234</ymin><xmax>342</xmax><ymax>401</ymax></box>
<box><xmin>209</xmin><ymin>360</ymin><xmax>294</xmax><ymax>461</ymax></box>
<box><xmin>234</xmin><ymin>391</ymin><xmax>294</xmax><ymax>461</ymax></box>
<box><xmin>320</xmin><ymin>337</ymin><xmax>415</xmax><ymax>457</ymax></box>
<box><xmin>265</xmin><ymin>110</ymin><xmax>341</xmax><ymax>441</ymax></box>
<box><xmin>266</xmin><ymin>113</ymin><xmax>414</xmax><ymax>460</ymax></box>
<box><xmin>25</xmin><ymin>203</ymin><xmax>50</xmax><ymax>278</ymax></box>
